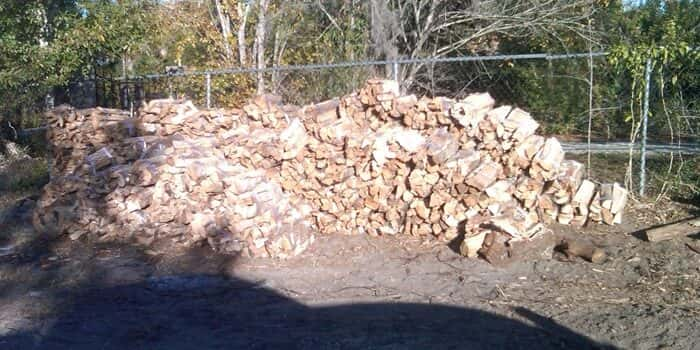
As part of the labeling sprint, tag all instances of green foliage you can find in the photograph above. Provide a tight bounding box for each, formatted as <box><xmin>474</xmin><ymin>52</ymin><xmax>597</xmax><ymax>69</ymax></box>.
<box><xmin>0</xmin><ymin>0</ymin><xmax>155</xmax><ymax>128</ymax></box>
<box><xmin>0</xmin><ymin>0</ymin><xmax>698</xmax><ymax>150</ymax></box>
<box><xmin>608</xmin><ymin>0</ymin><xmax>700</xmax><ymax>134</ymax></box>
<box><xmin>604</xmin><ymin>0</ymin><xmax>700</xmax><ymax>194</ymax></box>
<box><xmin>270</xmin><ymin>1</ymin><xmax>371</xmax><ymax>103</ymax></box>
<box><xmin>648</xmin><ymin>155</ymin><xmax>700</xmax><ymax>205</ymax></box>
<box><xmin>0</xmin><ymin>1</ymin><xmax>73</xmax><ymax>118</ymax></box>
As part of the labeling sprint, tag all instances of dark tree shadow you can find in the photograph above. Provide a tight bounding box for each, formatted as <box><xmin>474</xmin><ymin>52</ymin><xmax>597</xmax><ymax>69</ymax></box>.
<box><xmin>1</xmin><ymin>196</ymin><xmax>616</xmax><ymax>349</ymax></box>
<box><xmin>0</xmin><ymin>268</ymin><xmax>616</xmax><ymax>349</ymax></box>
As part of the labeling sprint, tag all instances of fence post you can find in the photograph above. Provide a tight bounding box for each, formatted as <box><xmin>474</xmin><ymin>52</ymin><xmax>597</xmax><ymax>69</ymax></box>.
<box><xmin>392</xmin><ymin>59</ymin><xmax>403</xmax><ymax>93</ymax></box>
<box><xmin>205</xmin><ymin>73</ymin><xmax>211</xmax><ymax>108</ymax></box>
<box><xmin>639</xmin><ymin>57</ymin><xmax>652</xmax><ymax>197</ymax></box>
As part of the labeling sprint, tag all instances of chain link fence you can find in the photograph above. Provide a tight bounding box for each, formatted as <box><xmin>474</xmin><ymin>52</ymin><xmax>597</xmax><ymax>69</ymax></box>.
<box><xmin>18</xmin><ymin>51</ymin><xmax>700</xmax><ymax>197</ymax></box>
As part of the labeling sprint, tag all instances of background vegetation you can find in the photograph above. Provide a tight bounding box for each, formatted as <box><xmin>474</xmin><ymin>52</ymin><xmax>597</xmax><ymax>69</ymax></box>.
<box><xmin>0</xmin><ymin>0</ymin><xmax>698</xmax><ymax>200</ymax></box>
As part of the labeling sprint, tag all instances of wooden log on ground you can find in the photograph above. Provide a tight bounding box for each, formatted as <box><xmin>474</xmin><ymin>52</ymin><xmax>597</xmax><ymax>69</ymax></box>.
<box><xmin>643</xmin><ymin>217</ymin><xmax>700</xmax><ymax>242</ymax></box>
<box><xmin>556</xmin><ymin>238</ymin><xmax>606</xmax><ymax>264</ymax></box>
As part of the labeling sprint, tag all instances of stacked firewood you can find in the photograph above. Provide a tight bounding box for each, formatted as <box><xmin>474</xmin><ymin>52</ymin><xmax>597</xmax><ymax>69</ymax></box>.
<box><xmin>283</xmin><ymin>81</ymin><xmax>627</xmax><ymax>254</ymax></box>
<box><xmin>35</xmin><ymin>79</ymin><xmax>628</xmax><ymax>261</ymax></box>
<box><xmin>45</xmin><ymin>106</ymin><xmax>136</xmax><ymax>177</ymax></box>
<box><xmin>36</xmin><ymin>100</ymin><xmax>314</xmax><ymax>258</ymax></box>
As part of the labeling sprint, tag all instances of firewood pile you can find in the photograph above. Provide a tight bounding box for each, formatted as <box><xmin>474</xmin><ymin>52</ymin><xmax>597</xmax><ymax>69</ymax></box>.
<box><xmin>34</xmin><ymin>79</ymin><xmax>628</xmax><ymax>261</ymax></box>
<box><xmin>45</xmin><ymin>106</ymin><xmax>135</xmax><ymax>177</ymax></box>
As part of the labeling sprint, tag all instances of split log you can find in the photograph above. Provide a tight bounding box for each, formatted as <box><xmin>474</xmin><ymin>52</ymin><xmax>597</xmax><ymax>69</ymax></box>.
<box><xmin>451</xmin><ymin>93</ymin><xmax>495</xmax><ymax>131</ymax></box>
<box><xmin>530</xmin><ymin>137</ymin><xmax>564</xmax><ymax>181</ymax></box>
<box><xmin>85</xmin><ymin>147</ymin><xmax>114</xmax><ymax>171</ymax></box>
<box><xmin>465</xmin><ymin>160</ymin><xmax>502</xmax><ymax>191</ymax></box>
<box><xmin>478</xmin><ymin>231</ymin><xmax>511</xmax><ymax>265</ymax></box>
<box><xmin>460</xmin><ymin>231</ymin><xmax>487</xmax><ymax>258</ymax></box>
<box><xmin>643</xmin><ymin>217</ymin><xmax>700</xmax><ymax>242</ymax></box>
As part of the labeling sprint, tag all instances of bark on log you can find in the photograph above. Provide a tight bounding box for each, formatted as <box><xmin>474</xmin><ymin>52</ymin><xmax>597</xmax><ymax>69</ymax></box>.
<box><xmin>557</xmin><ymin>238</ymin><xmax>606</xmax><ymax>263</ymax></box>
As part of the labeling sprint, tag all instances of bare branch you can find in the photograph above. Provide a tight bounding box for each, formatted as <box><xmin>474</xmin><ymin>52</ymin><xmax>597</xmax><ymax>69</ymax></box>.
<box><xmin>392</xmin><ymin>0</ymin><xmax>597</xmax><ymax>89</ymax></box>
<box><xmin>317</xmin><ymin>0</ymin><xmax>342</xmax><ymax>32</ymax></box>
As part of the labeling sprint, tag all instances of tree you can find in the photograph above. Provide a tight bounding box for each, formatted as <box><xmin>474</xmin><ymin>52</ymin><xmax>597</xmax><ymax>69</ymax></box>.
<box><xmin>254</xmin><ymin>0</ymin><xmax>270</xmax><ymax>93</ymax></box>
<box><xmin>0</xmin><ymin>0</ymin><xmax>154</xmax><ymax>131</ymax></box>
<box><xmin>607</xmin><ymin>0</ymin><xmax>700</xmax><ymax>194</ymax></box>
<box><xmin>380</xmin><ymin>0</ymin><xmax>598</xmax><ymax>92</ymax></box>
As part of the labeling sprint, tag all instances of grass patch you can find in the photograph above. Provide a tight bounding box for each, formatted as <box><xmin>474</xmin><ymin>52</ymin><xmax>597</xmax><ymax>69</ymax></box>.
<box><xmin>0</xmin><ymin>158</ymin><xmax>49</xmax><ymax>193</ymax></box>
<box><xmin>646</xmin><ymin>155</ymin><xmax>699</xmax><ymax>205</ymax></box>
<box><xmin>570</xmin><ymin>153</ymin><xmax>700</xmax><ymax>207</ymax></box>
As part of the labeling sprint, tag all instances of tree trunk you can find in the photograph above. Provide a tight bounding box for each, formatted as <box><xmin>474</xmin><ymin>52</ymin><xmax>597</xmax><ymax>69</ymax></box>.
<box><xmin>271</xmin><ymin>30</ymin><xmax>281</xmax><ymax>94</ymax></box>
<box><xmin>237</xmin><ymin>1</ymin><xmax>251</xmax><ymax>66</ymax></box>
<box><xmin>254</xmin><ymin>0</ymin><xmax>270</xmax><ymax>94</ymax></box>
<box><xmin>213</xmin><ymin>0</ymin><xmax>233</xmax><ymax>61</ymax></box>
<box><xmin>369</xmin><ymin>0</ymin><xmax>399</xmax><ymax>79</ymax></box>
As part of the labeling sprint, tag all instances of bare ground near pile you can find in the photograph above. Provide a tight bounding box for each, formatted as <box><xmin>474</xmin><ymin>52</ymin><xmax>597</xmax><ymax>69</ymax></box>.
<box><xmin>0</xmin><ymin>159</ymin><xmax>699</xmax><ymax>349</ymax></box>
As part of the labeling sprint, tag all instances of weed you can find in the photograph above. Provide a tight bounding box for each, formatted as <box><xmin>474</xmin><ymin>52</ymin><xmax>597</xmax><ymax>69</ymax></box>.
<box><xmin>0</xmin><ymin>158</ymin><xmax>49</xmax><ymax>192</ymax></box>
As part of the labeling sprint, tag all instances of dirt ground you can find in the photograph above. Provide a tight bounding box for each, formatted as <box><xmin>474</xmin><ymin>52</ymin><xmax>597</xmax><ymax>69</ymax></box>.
<box><xmin>0</xmin><ymin>186</ymin><xmax>698</xmax><ymax>350</ymax></box>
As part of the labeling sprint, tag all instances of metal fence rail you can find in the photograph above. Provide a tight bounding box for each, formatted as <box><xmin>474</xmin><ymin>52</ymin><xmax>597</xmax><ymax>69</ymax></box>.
<box><xmin>122</xmin><ymin>51</ymin><xmax>610</xmax><ymax>110</ymax></box>
<box><xmin>562</xmin><ymin>142</ymin><xmax>700</xmax><ymax>154</ymax></box>
<box><xmin>16</xmin><ymin>50</ymin><xmax>700</xmax><ymax>195</ymax></box>
<box><xmin>122</xmin><ymin>52</ymin><xmax>609</xmax><ymax>80</ymax></box>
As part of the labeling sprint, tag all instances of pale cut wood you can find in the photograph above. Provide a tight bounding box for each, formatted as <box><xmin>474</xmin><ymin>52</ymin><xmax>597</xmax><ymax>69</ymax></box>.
<box><xmin>450</xmin><ymin>93</ymin><xmax>495</xmax><ymax>129</ymax></box>
<box><xmin>426</xmin><ymin>127</ymin><xmax>459</xmax><ymax>164</ymax></box>
<box><xmin>501</xmin><ymin>108</ymin><xmax>539</xmax><ymax>142</ymax></box>
<box><xmin>610</xmin><ymin>182</ymin><xmax>628</xmax><ymax>224</ymax></box>
<box><xmin>460</xmin><ymin>231</ymin><xmax>487</xmax><ymax>258</ymax></box>
<box><xmin>644</xmin><ymin>217</ymin><xmax>700</xmax><ymax>242</ymax></box>
<box><xmin>513</xmin><ymin>135</ymin><xmax>545</xmax><ymax>169</ymax></box>
<box><xmin>465</xmin><ymin>160</ymin><xmax>502</xmax><ymax>191</ymax></box>
<box><xmin>392</xmin><ymin>94</ymin><xmax>418</xmax><ymax>115</ymax></box>
<box><xmin>305</xmin><ymin>98</ymin><xmax>339</xmax><ymax>124</ymax></box>
<box><xmin>572</xmin><ymin>180</ymin><xmax>596</xmax><ymax>207</ymax></box>
<box><xmin>37</xmin><ymin>79</ymin><xmax>630</xmax><ymax>264</ymax></box>
<box><xmin>531</xmin><ymin>137</ymin><xmax>564</xmax><ymax>181</ymax></box>
<box><xmin>555</xmin><ymin>160</ymin><xmax>584</xmax><ymax>194</ymax></box>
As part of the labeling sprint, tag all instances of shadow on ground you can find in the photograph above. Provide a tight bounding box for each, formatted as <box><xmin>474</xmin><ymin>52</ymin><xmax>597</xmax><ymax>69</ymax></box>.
<box><xmin>0</xmin><ymin>273</ymin><xmax>614</xmax><ymax>350</ymax></box>
<box><xmin>0</xmin><ymin>235</ymin><xmax>614</xmax><ymax>350</ymax></box>
<box><xmin>0</xmin><ymin>192</ymin><xmax>616</xmax><ymax>349</ymax></box>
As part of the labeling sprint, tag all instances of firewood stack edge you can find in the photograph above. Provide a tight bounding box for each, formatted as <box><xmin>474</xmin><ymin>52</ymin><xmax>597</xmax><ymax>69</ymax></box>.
<box><xmin>34</xmin><ymin>79</ymin><xmax>628</xmax><ymax>261</ymax></box>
